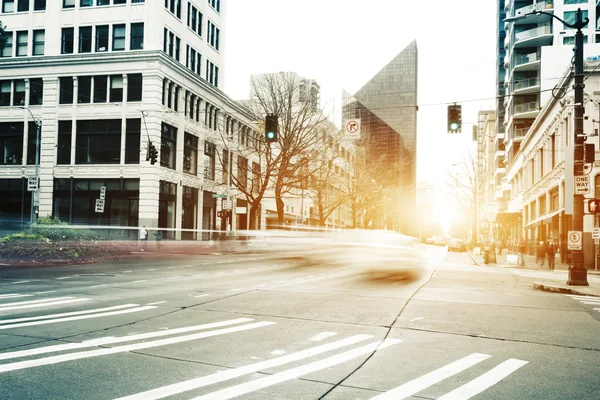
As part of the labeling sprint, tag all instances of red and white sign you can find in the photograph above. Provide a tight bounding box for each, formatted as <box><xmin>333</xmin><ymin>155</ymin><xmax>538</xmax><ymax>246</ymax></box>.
<box><xmin>344</xmin><ymin>119</ymin><xmax>361</xmax><ymax>139</ymax></box>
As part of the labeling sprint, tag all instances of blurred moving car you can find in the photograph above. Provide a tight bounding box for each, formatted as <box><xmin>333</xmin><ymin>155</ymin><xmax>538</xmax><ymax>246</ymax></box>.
<box><xmin>433</xmin><ymin>236</ymin><xmax>447</xmax><ymax>246</ymax></box>
<box><xmin>447</xmin><ymin>238</ymin><xmax>467</xmax><ymax>252</ymax></box>
<box><xmin>425</xmin><ymin>237</ymin><xmax>436</xmax><ymax>245</ymax></box>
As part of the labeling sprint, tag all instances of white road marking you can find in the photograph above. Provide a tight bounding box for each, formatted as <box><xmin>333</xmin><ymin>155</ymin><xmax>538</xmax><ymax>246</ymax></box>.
<box><xmin>0</xmin><ymin>304</ymin><xmax>140</xmax><ymax>325</ymax></box>
<box><xmin>593</xmin><ymin>308</ymin><xmax>600</xmax><ymax>311</ymax></box>
<box><xmin>0</xmin><ymin>298</ymin><xmax>90</xmax><ymax>311</ymax></box>
<box><xmin>132</xmin><ymin>280</ymin><xmax>147</xmax><ymax>284</ymax></box>
<box><xmin>147</xmin><ymin>301</ymin><xmax>167</xmax><ymax>305</ymax></box>
<box><xmin>309</xmin><ymin>332</ymin><xmax>337</xmax><ymax>342</ymax></box>
<box><xmin>0</xmin><ymin>294</ymin><xmax>31</xmax><ymax>299</ymax></box>
<box><xmin>229</xmin><ymin>288</ymin><xmax>243</xmax><ymax>292</ymax></box>
<box><xmin>271</xmin><ymin>350</ymin><xmax>286</xmax><ymax>355</ymax></box>
<box><xmin>34</xmin><ymin>291</ymin><xmax>57</xmax><ymax>295</ymax></box>
<box><xmin>437</xmin><ymin>358</ymin><xmax>528</xmax><ymax>400</ymax></box>
<box><xmin>114</xmin><ymin>334</ymin><xmax>373</xmax><ymax>400</ymax></box>
<box><xmin>0</xmin><ymin>321</ymin><xmax>273</xmax><ymax>373</ymax></box>
<box><xmin>0</xmin><ymin>305</ymin><xmax>157</xmax><ymax>331</ymax></box>
<box><xmin>12</xmin><ymin>281</ymin><xmax>31</xmax><ymax>284</ymax></box>
<box><xmin>192</xmin><ymin>339</ymin><xmax>402</xmax><ymax>400</ymax></box>
<box><xmin>185</xmin><ymin>265</ymin><xmax>194</xmax><ymax>267</ymax></box>
<box><xmin>567</xmin><ymin>294</ymin><xmax>600</xmax><ymax>301</ymax></box>
<box><xmin>89</xmin><ymin>285</ymin><xmax>108</xmax><ymax>289</ymax></box>
<box><xmin>0</xmin><ymin>297</ymin><xmax>75</xmax><ymax>307</ymax></box>
<box><xmin>194</xmin><ymin>294</ymin><xmax>210</xmax><ymax>298</ymax></box>
<box><xmin>0</xmin><ymin>318</ymin><xmax>253</xmax><ymax>361</ymax></box>
<box><xmin>276</xmin><ymin>281</ymin><xmax>287</xmax><ymax>284</ymax></box>
<box><xmin>581</xmin><ymin>301</ymin><xmax>600</xmax><ymax>305</ymax></box>
<box><xmin>55</xmin><ymin>276</ymin><xmax>76</xmax><ymax>280</ymax></box>
<box><xmin>256</xmin><ymin>284</ymin><xmax>267</xmax><ymax>287</ymax></box>
<box><xmin>122</xmin><ymin>271</ymin><xmax>133</xmax><ymax>273</ymax></box>
<box><xmin>410</xmin><ymin>317</ymin><xmax>424</xmax><ymax>322</ymax></box>
<box><xmin>370</xmin><ymin>353</ymin><xmax>492</xmax><ymax>399</ymax></box>
<box><xmin>147</xmin><ymin>269</ymin><xmax>156</xmax><ymax>271</ymax></box>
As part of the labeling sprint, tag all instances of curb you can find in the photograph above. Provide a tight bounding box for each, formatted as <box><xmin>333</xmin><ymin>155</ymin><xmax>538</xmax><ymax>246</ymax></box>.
<box><xmin>466</xmin><ymin>250</ymin><xmax>481</xmax><ymax>266</ymax></box>
<box><xmin>533</xmin><ymin>281</ymin><xmax>600</xmax><ymax>297</ymax></box>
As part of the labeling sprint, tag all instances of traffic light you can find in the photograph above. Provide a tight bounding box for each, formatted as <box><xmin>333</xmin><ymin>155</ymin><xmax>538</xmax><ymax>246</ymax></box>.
<box><xmin>447</xmin><ymin>104</ymin><xmax>462</xmax><ymax>133</ymax></box>
<box><xmin>148</xmin><ymin>142</ymin><xmax>158</xmax><ymax>165</ymax></box>
<box><xmin>588</xmin><ymin>199</ymin><xmax>600</xmax><ymax>213</ymax></box>
<box><xmin>265</xmin><ymin>114</ymin><xmax>278</xmax><ymax>142</ymax></box>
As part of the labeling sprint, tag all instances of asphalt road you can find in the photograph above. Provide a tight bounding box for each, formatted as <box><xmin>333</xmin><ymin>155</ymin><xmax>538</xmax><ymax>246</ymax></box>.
<box><xmin>0</xmin><ymin>242</ymin><xmax>599</xmax><ymax>399</ymax></box>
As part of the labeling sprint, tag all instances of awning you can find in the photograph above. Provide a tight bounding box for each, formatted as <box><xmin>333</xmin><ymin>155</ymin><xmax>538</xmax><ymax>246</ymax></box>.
<box><xmin>525</xmin><ymin>208</ymin><xmax>564</xmax><ymax>228</ymax></box>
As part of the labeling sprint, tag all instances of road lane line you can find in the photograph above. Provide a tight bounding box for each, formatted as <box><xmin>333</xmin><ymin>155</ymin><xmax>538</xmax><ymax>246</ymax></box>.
<box><xmin>194</xmin><ymin>294</ymin><xmax>210</xmax><ymax>298</ymax></box>
<box><xmin>581</xmin><ymin>301</ymin><xmax>600</xmax><ymax>305</ymax></box>
<box><xmin>0</xmin><ymin>304</ymin><xmax>139</xmax><ymax>325</ymax></box>
<box><xmin>89</xmin><ymin>285</ymin><xmax>108</xmax><ymax>289</ymax></box>
<box><xmin>147</xmin><ymin>269</ymin><xmax>157</xmax><ymax>271</ymax></box>
<box><xmin>0</xmin><ymin>297</ymin><xmax>75</xmax><ymax>307</ymax></box>
<box><xmin>147</xmin><ymin>301</ymin><xmax>167</xmax><ymax>305</ymax></box>
<box><xmin>370</xmin><ymin>353</ymin><xmax>492</xmax><ymax>399</ymax></box>
<box><xmin>0</xmin><ymin>318</ymin><xmax>253</xmax><ymax>361</ymax></box>
<box><xmin>132</xmin><ymin>280</ymin><xmax>147</xmax><ymax>284</ymax></box>
<box><xmin>35</xmin><ymin>291</ymin><xmax>57</xmax><ymax>294</ymax></box>
<box><xmin>410</xmin><ymin>317</ymin><xmax>424</xmax><ymax>322</ymax></box>
<box><xmin>115</xmin><ymin>334</ymin><xmax>374</xmax><ymax>400</ymax></box>
<box><xmin>192</xmin><ymin>339</ymin><xmax>402</xmax><ymax>400</ymax></box>
<box><xmin>0</xmin><ymin>305</ymin><xmax>157</xmax><ymax>331</ymax></box>
<box><xmin>12</xmin><ymin>281</ymin><xmax>31</xmax><ymax>284</ymax></box>
<box><xmin>0</xmin><ymin>294</ymin><xmax>32</xmax><ymax>299</ymax></box>
<box><xmin>0</xmin><ymin>321</ymin><xmax>273</xmax><ymax>373</ymax></box>
<box><xmin>309</xmin><ymin>332</ymin><xmax>337</xmax><ymax>342</ymax></box>
<box><xmin>55</xmin><ymin>276</ymin><xmax>76</xmax><ymax>280</ymax></box>
<box><xmin>121</xmin><ymin>271</ymin><xmax>133</xmax><ymax>273</ymax></box>
<box><xmin>437</xmin><ymin>359</ymin><xmax>528</xmax><ymax>400</ymax></box>
<box><xmin>566</xmin><ymin>294</ymin><xmax>599</xmax><ymax>300</ymax></box>
<box><xmin>0</xmin><ymin>298</ymin><xmax>90</xmax><ymax>311</ymax></box>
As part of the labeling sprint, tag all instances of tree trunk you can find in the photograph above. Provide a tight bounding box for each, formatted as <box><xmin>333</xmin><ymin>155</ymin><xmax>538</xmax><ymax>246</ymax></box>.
<box><xmin>248</xmin><ymin>204</ymin><xmax>259</xmax><ymax>230</ymax></box>
<box><xmin>276</xmin><ymin>195</ymin><xmax>285</xmax><ymax>225</ymax></box>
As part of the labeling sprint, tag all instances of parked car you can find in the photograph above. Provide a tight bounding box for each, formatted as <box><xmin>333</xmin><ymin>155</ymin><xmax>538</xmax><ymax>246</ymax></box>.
<box><xmin>447</xmin><ymin>238</ymin><xmax>467</xmax><ymax>252</ymax></box>
<box><xmin>433</xmin><ymin>236</ymin><xmax>447</xmax><ymax>246</ymax></box>
<box><xmin>425</xmin><ymin>237</ymin><xmax>436</xmax><ymax>245</ymax></box>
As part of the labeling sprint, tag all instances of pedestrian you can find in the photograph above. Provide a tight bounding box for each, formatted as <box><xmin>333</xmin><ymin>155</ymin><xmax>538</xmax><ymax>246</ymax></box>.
<box><xmin>536</xmin><ymin>241</ymin><xmax>546</xmax><ymax>266</ymax></box>
<box><xmin>139</xmin><ymin>225</ymin><xmax>148</xmax><ymax>251</ymax></box>
<box><xmin>546</xmin><ymin>240</ymin><xmax>556</xmax><ymax>271</ymax></box>
<box><xmin>518</xmin><ymin>237</ymin><xmax>527</xmax><ymax>267</ymax></box>
<box><xmin>496</xmin><ymin>239</ymin><xmax>503</xmax><ymax>255</ymax></box>
<box><xmin>153</xmin><ymin>230</ymin><xmax>163</xmax><ymax>250</ymax></box>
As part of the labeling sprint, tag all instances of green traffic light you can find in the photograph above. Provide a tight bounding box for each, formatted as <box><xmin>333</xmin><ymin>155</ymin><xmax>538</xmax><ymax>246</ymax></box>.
<box><xmin>449</xmin><ymin>122</ymin><xmax>459</xmax><ymax>131</ymax></box>
<box><xmin>267</xmin><ymin>131</ymin><xmax>275</xmax><ymax>139</ymax></box>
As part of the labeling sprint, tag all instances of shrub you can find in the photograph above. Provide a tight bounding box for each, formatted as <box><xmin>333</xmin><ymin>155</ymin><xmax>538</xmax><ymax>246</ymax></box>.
<box><xmin>32</xmin><ymin>217</ymin><xmax>97</xmax><ymax>242</ymax></box>
<box><xmin>1</xmin><ymin>232</ymin><xmax>47</xmax><ymax>244</ymax></box>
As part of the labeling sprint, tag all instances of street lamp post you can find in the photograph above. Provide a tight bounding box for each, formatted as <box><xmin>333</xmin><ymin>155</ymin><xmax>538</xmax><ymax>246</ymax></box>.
<box><xmin>506</xmin><ymin>8</ymin><xmax>589</xmax><ymax>286</ymax></box>
<box><xmin>21</xmin><ymin>106</ymin><xmax>40</xmax><ymax>226</ymax></box>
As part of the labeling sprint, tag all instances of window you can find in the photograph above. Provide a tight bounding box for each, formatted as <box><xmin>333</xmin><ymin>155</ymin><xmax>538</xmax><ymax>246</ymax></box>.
<box><xmin>32</xmin><ymin>30</ymin><xmax>44</xmax><ymax>56</ymax></box>
<box><xmin>97</xmin><ymin>0</ymin><xmax>110</xmax><ymax>5</ymax></box>
<box><xmin>27</xmin><ymin>121</ymin><xmax>41</xmax><ymax>165</ymax></box>
<box><xmin>551</xmin><ymin>134</ymin><xmax>556</xmax><ymax>168</ymax></box>
<box><xmin>222</xmin><ymin>149</ymin><xmax>228</xmax><ymax>183</ymax></box>
<box><xmin>59</xmin><ymin>77</ymin><xmax>73</xmax><ymax>104</ymax></box>
<box><xmin>95</xmin><ymin>25</ymin><xmax>109</xmax><ymax>52</ymax></box>
<box><xmin>237</xmin><ymin>156</ymin><xmax>248</xmax><ymax>189</ymax></box>
<box><xmin>127</xmin><ymin>73</ymin><xmax>142</xmax><ymax>102</ymax></box>
<box><xmin>207</xmin><ymin>20</ymin><xmax>220</xmax><ymax>50</ymax></box>
<box><xmin>80</xmin><ymin>0</ymin><xmax>93</xmax><ymax>7</ymax></box>
<box><xmin>29</xmin><ymin>78</ymin><xmax>43</xmax><ymax>105</ymax></box>
<box><xmin>13</xmin><ymin>79</ymin><xmax>25</xmax><ymax>106</ymax></box>
<box><xmin>93</xmin><ymin>75</ymin><xmax>107</xmax><ymax>102</ymax></box>
<box><xmin>61</xmin><ymin>27</ymin><xmax>74</xmax><ymax>54</ymax></box>
<box><xmin>130</xmin><ymin>22</ymin><xmax>144</xmax><ymax>50</ymax></box>
<box><xmin>125</xmin><ymin>119</ymin><xmax>140</xmax><ymax>164</ymax></box>
<box><xmin>184</xmin><ymin>132</ymin><xmax>198</xmax><ymax>175</ymax></box>
<box><xmin>114</xmin><ymin>0</ymin><xmax>126</xmax><ymax>4</ymax></box>
<box><xmin>208</xmin><ymin>0</ymin><xmax>219</xmax><ymax>13</ymax></box>
<box><xmin>550</xmin><ymin>188</ymin><xmax>559</xmax><ymax>211</ymax></box>
<box><xmin>1</xmin><ymin>31</ymin><xmax>13</xmax><ymax>57</ymax></box>
<box><xmin>161</xmin><ymin>122</ymin><xmax>177</xmax><ymax>170</ymax></box>
<box><xmin>563</xmin><ymin>35</ymin><xmax>588</xmax><ymax>45</ymax></box>
<box><xmin>203</xmin><ymin>141</ymin><xmax>215</xmax><ymax>180</ymax></box>
<box><xmin>205</xmin><ymin>60</ymin><xmax>218</xmax><ymax>86</ymax></box>
<box><xmin>79</xmin><ymin>26</ymin><xmax>92</xmax><ymax>53</ymax></box>
<box><xmin>0</xmin><ymin>81</ymin><xmax>10</xmax><ymax>106</ymax></box>
<box><xmin>112</xmin><ymin>24</ymin><xmax>125</xmax><ymax>51</ymax></box>
<box><xmin>34</xmin><ymin>0</ymin><xmax>46</xmax><ymax>10</ymax></box>
<box><xmin>0</xmin><ymin>122</ymin><xmax>23</xmax><ymax>165</ymax></box>
<box><xmin>16</xmin><ymin>31</ymin><xmax>27</xmax><ymax>56</ymax></box>
<box><xmin>252</xmin><ymin>161</ymin><xmax>261</xmax><ymax>194</ymax></box>
<box><xmin>63</xmin><ymin>0</ymin><xmax>75</xmax><ymax>8</ymax></box>
<box><xmin>78</xmin><ymin>76</ymin><xmax>91</xmax><ymax>103</ymax></box>
<box><xmin>17</xmin><ymin>0</ymin><xmax>28</xmax><ymax>12</ymax></box>
<box><xmin>110</xmin><ymin>75</ymin><xmax>123</xmax><ymax>102</ymax></box>
<box><xmin>57</xmin><ymin>121</ymin><xmax>72</xmax><ymax>165</ymax></box>
<box><xmin>2</xmin><ymin>0</ymin><xmax>14</xmax><ymax>13</ymax></box>
<box><xmin>187</xmin><ymin>3</ymin><xmax>203</xmax><ymax>36</ymax></box>
<box><xmin>175</xmin><ymin>37</ymin><xmax>180</xmax><ymax>61</ymax></box>
<box><xmin>76</xmin><ymin>119</ymin><xmax>121</xmax><ymax>164</ymax></box>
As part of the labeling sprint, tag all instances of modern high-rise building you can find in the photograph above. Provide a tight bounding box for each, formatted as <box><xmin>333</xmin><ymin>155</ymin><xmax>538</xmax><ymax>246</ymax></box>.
<box><xmin>0</xmin><ymin>0</ymin><xmax>263</xmax><ymax>238</ymax></box>
<box><xmin>342</xmin><ymin>40</ymin><xmax>418</xmax><ymax>233</ymax></box>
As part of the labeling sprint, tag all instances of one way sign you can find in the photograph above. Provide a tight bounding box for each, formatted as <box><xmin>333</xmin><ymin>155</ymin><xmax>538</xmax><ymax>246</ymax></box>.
<box><xmin>574</xmin><ymin>175</ymin><xmax>590</xmax><ymax>194</ymax></box>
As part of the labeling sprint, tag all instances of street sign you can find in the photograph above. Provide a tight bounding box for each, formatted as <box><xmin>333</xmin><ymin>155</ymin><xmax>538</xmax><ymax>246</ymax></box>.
<box><xmin>593</xmin><ymin>228</ymin><xmax>600</xmax><ymax>240</ymax></box>
<box><xmin>99</xmin><ymin>186</ymin><xmax>106</xmax><ymax>200</ymax></box>
<box><xmin>506</xmin><ymin>253</ymin><xmax>519</xmax><ymax>265</ymax></box>
<box><xmin>212</xmin><ymin>193</ymin><xmax>227</xmax><ymax>198</ymax></box>
<box><xmin>223</xmin><ymin>200</ymin><xmax>232</xmax><ymax>209</ymax></box>
<box><xmin>574</xmin><ymin>175</ymin><xmax>590</xmax><ymax>194</ymax></box>
<box><xmin>568</xmin><ymin>230</ymin><xmax>583</xmax><ymax>250</ymax></box>
<box><xmin>27</xmin><ymin>176</ymin><xmax>38</xmax><ymax>191</ymax></box>
<box><xmin>344</xmin><ymin>119</ymin><xmax>361</xmax><ymax>140</ymax></box>
<box><xmin>95</xmin><ymin>199</ymin><xmax>105</xmax><ymax>213</ymax></box>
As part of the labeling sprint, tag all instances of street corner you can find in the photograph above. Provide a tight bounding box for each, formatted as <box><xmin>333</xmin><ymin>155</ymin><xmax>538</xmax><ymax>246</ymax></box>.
<box><xmin>533</xmin><ymin>281</ymin><xmax>600</xmax><ymax>297</ymax></box>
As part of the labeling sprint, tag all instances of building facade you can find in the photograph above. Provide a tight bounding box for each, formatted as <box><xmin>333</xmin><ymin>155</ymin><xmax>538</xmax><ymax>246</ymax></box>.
<box><xmin>0</xmin><ymin>0</ymin><xmax>264</xmax><ymax>239</ymax></box>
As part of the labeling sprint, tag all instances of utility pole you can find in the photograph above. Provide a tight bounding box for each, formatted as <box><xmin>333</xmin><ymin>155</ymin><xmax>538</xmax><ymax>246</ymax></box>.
<box><xmin>21</xmin><ymin>107</ymin><xmax>40</xmax><ymax>226</ymax></box>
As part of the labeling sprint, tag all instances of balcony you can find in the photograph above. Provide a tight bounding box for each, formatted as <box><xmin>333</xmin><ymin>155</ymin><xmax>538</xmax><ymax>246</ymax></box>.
<box><xmin>514</xmin><ymin>101</ymin><xmax>539</xmax><ymax>119</ymax></box>
<box><xmin>513</xmin><ymin>52</ymin><xmax>540</xmax><ymax>72</ymax></box>
<box><xmin>514</xmin><ymin>25</ymin><xmax>552</xmax><ymax>48</ymax></box>
<box><xmin>514</xmin><ymin>77</ymin><xmax>540</xmax><ymax>94</ymax></box>
<box><xmin>513</xmin><ymin>126</ymin><xmax>531</xmax><ymax>141</ymax></box>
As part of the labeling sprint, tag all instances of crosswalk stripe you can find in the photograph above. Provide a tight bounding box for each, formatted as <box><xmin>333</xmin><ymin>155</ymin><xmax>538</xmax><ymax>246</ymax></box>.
<box><xmin>0</xmin><ymin>318</ymin><xmax>254</xmax><ymax>361</ymax></box>
<box><xmin>0</xmin><ymin>298</ymin><xmax>89</xmax><ymax>311</ymax></box>
<box><xmin>0</xmin><ymin>294</ymin><xmax>32</xmax><ymax>299</ymax></box>
<box><xmin>0</xmin><ymin>305</ymin><xmax>157</xmax><ymax>331</ymax></box>
<box><xmin>115</xmin><ymin>334</ymin><xmax>374</xmax><ymax>400</ymax></box>
<box><xmin>370</xmin><ymin>353</ymin><xmax>492</xmax><ymax>399</ymax></box>
<box><xmin>567</xmin><ymin>295</ymin><xmax>600</xmax><ymax>300</ymax></box>
<box><xmin>0</xmin><ymin>321</ymin><xmax>274</xmax><ymax>373</ymax></box>
<box><xmin>0</xmin><ymin>297</ymin><xmax>76</xmax><ymax>307</ymax></box>
<box><xmin>191</xmin><ymin>339</ymin><xmax>402</xmax><ymax>400</ymax></box>
<box><xmin>437</xmin><ymin>359</ymin><xmax>528</xmax><ymax>400</ymax></box>
<box><xmin>0</xmin><ymin>304</ymin><xmax>139</xmax><ymax>325</ymax></box>
<box><xmin>581</xmin><ymin>301</ymin><xmax>600</xmax><ymax>305</ymax></box>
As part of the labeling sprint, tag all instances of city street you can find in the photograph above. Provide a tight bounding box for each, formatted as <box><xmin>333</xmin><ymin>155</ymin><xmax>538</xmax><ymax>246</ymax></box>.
<box><xmin>0</xmin><ymin>243</ymin><xmax>599</xmax><ymax>399</ymax></box>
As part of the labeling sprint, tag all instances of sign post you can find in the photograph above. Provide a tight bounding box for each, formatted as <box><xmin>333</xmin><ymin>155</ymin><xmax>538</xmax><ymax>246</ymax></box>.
<box><xmin>574</xmin><ymin>175</ymin><xmax>590</xmax><ymax>195</ymax></box>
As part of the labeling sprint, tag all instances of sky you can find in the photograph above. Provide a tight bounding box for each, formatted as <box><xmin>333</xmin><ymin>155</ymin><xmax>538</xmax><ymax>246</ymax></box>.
<box><xmin>223</xmin><ymin>0</ymin><xmax>499</xmax><ymax>227</ymax></box>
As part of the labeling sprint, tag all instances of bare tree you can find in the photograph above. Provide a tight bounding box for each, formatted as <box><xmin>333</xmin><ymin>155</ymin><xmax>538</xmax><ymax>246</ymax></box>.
<box><xmin>248</xmin><ymin>73</ymin><xmax>331</xmax><ymax>224</ymax></box>
<box><xmin>446</xmin><ymin>148</ymin><xmax>488</xmax><ymax>244</ymax></box>
<box><xmin>0</xmin><ymin>22</ymin><xmax>8</xmax><ymax>51</ymax></box>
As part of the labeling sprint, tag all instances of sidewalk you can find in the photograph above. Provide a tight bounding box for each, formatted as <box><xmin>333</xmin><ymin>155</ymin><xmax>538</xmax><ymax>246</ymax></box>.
<box><xmin>467</xmin><ymin>249</ymin><xmax>600</xmax><ymax>297</ymax></box>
